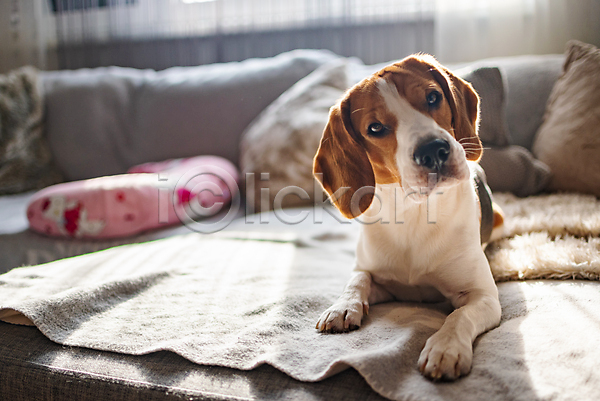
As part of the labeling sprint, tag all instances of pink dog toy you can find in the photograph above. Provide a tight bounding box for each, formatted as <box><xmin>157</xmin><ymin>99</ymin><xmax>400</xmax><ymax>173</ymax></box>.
<box><xmin>27</xmin><ymin>156</ymin><xmax>239</xmax><ymax>238</ymax></box>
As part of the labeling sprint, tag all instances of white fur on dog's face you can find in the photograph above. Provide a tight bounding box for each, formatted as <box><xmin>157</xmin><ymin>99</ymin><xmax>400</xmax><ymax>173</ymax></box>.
<box><xmin>376</xmin><ymin>78</ymin><xmax>470</xmax><ymax>201</ymax></box>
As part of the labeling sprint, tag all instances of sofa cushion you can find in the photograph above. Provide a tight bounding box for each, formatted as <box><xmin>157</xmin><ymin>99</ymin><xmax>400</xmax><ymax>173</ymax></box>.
<box><xmin>454</xmin><ymin>65</ymin><xmax>552</xmax><ymax>197</ymax></box>
<box><xmin>453</xmin><ymin>66</ymin><xmax>510</xmax><ymax>147</ymax></box>
<box><xmin>478</xmin><ymin>145</ymin><xmax>550</xmax><ymax>197</ymax></box>
<box><xmin>239</xmin><ymin>60</ymin><xmax>349</xmax><ymax>210</ymax></box>
<box><xmin>463</xmin><ymin>54</ymin><xmax>564</xmax><ymax>150</ymax></box>
<box><xmin>446</xmin><ymin>56</ymin><xmax>562</xmax><ymax>197</ymax></box>
<box><xmin>41</xmin><ymin>49</ymin><xmax>340</xmax><ymax>181</ymax></box>
<box><xmin>532</xmin><ymin>41</ymin><xmax>600</xmax><ymax>197</ymax></box>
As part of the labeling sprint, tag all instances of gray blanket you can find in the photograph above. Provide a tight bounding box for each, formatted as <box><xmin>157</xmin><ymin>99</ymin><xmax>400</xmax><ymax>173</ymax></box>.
<box><xmin>1</xmin><ymin>195</ymin><xmax>600</xmax><ymax>400</ymax></box>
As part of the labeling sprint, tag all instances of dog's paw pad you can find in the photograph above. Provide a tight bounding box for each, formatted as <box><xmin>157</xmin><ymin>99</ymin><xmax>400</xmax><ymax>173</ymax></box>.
<box><xmin>316</xmin><ymin>301</ymin><xmax>365</xmax><ymax>333</ymax></box>
<box><xmin>417</xmin><ymin>332</ymin><xmax>472</xmax><ymax>381</ymax></box>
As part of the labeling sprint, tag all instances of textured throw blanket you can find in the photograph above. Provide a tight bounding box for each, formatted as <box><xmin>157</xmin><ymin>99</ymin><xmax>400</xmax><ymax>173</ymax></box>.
<box><xmin>1</xmin><ymin>193</ymin><xmax>600</xmax><ymax>400</ymax></box>
<box><xmin>0</xmin><ymin>67</ymin><xmax>63</xmax><ymax>194</ymax></box>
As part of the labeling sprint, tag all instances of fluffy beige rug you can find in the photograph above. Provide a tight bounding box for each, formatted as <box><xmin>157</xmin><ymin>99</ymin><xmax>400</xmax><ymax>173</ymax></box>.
<box><xmin>487</xmin><ymin>192</ymin><xmax>600</xmax><ymax>281</ymax></box>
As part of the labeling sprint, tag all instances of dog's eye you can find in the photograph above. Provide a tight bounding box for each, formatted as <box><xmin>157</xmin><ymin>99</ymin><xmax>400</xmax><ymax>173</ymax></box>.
<box><xmin>426</xmin><ymin>91</ymin><xmax>442</xmax><ymax>107</ymax></box>
<box><xmin>367</xmin><ymin>122</ymin><xmax>386</xmax><ymax>136</ymax></box>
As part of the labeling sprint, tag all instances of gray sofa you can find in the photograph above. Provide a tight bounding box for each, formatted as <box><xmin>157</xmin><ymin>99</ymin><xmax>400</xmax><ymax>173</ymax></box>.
<box><xmin>0</xmin><ymin>49</ymin><xmax>563</xmax><ymax>270</ymax></box>
<box><xmin>0</xmin><ymin>50</ymin><xmax>575</xmax><ymax>401</ymax></box>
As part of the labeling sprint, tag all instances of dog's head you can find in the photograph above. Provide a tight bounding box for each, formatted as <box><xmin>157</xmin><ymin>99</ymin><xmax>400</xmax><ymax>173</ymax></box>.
<box><xmin>313</xmin><ymin>54</ymin><xmax>481</xmax><ymax>219</ymax></box>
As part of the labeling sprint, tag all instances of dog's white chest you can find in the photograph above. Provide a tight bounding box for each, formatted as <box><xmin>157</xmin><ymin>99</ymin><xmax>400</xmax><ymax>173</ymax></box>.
<box><xmin>357</xmin><ymin>217</ymin><xmax>442</xmax><ymax>286</ymax></box>
<box><xmin>354</xmin><ymin>181</ymin><xmax>479</xmax><ymax>295</ymax></box>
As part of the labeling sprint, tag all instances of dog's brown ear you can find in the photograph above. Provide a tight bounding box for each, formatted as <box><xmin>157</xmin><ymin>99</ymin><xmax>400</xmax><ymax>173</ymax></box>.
<box><xmin>313</xmin><ymin>97</ymin><xmax>375</xmax><ymax>219</ymax></box>
<box><xmin>430</xmin><ymin>63</ymin><xmax>483</xmax><ymax>161</ymax></box>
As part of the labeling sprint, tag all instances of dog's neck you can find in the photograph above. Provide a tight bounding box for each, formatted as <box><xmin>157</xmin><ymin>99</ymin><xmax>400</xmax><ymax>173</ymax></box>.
<box><xmin>357</xmin><ymin>179</ymin><xmax>475</xmax><ymax>227</ymax></box>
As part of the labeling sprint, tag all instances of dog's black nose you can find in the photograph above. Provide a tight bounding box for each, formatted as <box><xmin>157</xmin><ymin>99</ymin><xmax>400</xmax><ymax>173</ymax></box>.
<box><xmin>413</xmin><ymin>139</ymin><xmax>450</xmax><ymax>171</ymax></box>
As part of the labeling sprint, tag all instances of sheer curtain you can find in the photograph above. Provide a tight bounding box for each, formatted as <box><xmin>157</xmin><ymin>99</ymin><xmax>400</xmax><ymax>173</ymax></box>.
<box><xmin>434</xmin><ymin>0</ymin><xmax>600</xmax><ymax>63</ymax></box>
<box><xmin>1</xmin><ymin>0</ymin><xmax>600</xmax><ymax>73</ymax></box>
<box><xmin>52</xmin><ymin>0</ymin><xmax>433</xmax><ymax>40</ymax></box>
<box><xmin>48</xmin><ymin>0</ymin><xmax>437</xmax><ymax>69</ymax></box>
<box><xmin>0</xmin><ymin>0</ymin><xmax>57</xmax><ymax>73</ymax></box>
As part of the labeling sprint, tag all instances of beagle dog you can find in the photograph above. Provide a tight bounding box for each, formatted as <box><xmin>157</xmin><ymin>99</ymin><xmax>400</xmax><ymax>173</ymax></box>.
<box><xmin>313</xmin><ymin>54</ymin><xmax>504</xmax><ymax>381</ymax></box>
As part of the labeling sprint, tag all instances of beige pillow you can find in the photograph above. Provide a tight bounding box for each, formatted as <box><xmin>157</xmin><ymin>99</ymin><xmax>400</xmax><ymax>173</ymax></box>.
<box><xmin>533</xmin><ymin>41</ymin><xmax>600</xmax><ymax>197</ymax></box>
<box><xmin>240</xmin><ymin>60</ymin><xmax>349</xmax><ymax>211</ymax></box>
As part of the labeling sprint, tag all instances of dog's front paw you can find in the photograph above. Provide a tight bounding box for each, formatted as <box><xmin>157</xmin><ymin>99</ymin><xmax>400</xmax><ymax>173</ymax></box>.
<box><xmin>316</xmin><ymin>300</ymin><xmax>368</xmax><ymax>333</ymax></box>
<box><xmin>418</xmin><ymin>331</ymin><xmax>473</xmax><ymax>381</ymax></box>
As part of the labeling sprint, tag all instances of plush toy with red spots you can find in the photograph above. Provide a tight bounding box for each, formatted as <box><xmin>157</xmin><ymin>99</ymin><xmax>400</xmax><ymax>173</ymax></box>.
<box><xmin>27</xmin><ymin>156</ymin><xmax>239</xmax><ymax>238</ymax></box>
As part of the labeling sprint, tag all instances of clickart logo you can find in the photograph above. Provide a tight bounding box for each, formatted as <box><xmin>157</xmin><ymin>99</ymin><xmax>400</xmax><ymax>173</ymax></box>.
<box><xmin>157</xmin><ymin>171</ymin><xmax>445</xmax><ymax>233</ymax></box>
